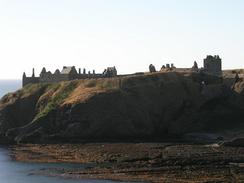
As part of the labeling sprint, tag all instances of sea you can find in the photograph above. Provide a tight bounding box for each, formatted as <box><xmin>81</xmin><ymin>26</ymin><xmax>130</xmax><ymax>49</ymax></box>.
<box><xmin>0</xmin><ymin>80</ymin><xmax>22</xmax><ymax>98</ymax></box>
<box><xmin>0</xmin><ymin>80</ymin><xmax>135</xmax><ymax>183</ymax></box>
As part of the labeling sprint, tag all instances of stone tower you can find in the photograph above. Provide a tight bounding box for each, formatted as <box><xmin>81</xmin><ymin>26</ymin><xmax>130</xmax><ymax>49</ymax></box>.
<box><xmin>203</xmin><ymin>55</ymin><xmax>222</xmax><ymax>76</ymax></box>
<box><xmin>32</xmin><ymin>68</ymin><xmax>35</xmax><ymax>77</ymax></box>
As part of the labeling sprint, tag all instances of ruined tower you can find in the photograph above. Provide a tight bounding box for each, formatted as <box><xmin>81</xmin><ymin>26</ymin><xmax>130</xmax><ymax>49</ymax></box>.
<box><xmin>32</xmin><ymin>68</ymin><xmax>35</xmax><ymax>77</ymax></box>
<box><xmin>203</xmin><ymin>55</ymin><xmax>222</xmax><ymax>76</ymax></box>
<box><xmin>22</xmin><ymin>72</ymin><xmax>26</xmax><ymax>87</ymax></box>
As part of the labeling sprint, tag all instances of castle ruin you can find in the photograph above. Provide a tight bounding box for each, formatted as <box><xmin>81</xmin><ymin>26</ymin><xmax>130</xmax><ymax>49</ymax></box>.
<box><xmin>22</xmin><ymin>55</ymin><xmax>223</xmax><ymax>87</ymax></box>
<box><xmin>203</xmin><ymin>55</ymin><xmax>222</xmax><ymax>76</ymax></box>
<box><xmin>23</xmin><ymin>66</ymin><xmax>117</xmax><ymax>87</ymax></box>
<box><xmin>190</xmin><ymin>55</ymin><xmax>222</xmax><ymax>76</ymax></box>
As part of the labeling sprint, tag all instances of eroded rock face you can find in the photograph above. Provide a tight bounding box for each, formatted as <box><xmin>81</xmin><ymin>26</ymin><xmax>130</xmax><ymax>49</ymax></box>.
<box><xmin>222</xmin><ymin>138</ymin><xmax>244</xmax><ymax>147</ymax></box>
<box><xmin>0</xmin><ymin>72</ymin><xmax>244</xmax><ymax>143</ymax></box>
<box><xmin>0</xmin><ymin>85</ymin><xmax>47</xmax><ymax>137</ymax></box>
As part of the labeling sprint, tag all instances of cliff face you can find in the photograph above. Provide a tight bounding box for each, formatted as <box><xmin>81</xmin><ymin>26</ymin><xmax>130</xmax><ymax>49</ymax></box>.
<box><xmin>1</xmin><ymin>72</ymin><xmax>244</xmax><ymax>143</ymax></box>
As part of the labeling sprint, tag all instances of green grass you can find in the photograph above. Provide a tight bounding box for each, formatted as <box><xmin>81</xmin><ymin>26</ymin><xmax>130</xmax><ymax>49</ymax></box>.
<box><xmin>33</xmin><ymin>81</ymin><xmax>77</xmax><ymax>121</ymax></box>
<box><xmin>26</xmin><ymin>78</ymin><xmax>121</xmax><ymax>123</ymax></box>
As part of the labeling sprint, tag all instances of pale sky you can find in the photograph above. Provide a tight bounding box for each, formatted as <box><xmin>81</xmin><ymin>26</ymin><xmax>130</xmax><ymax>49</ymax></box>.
<box><xmin>0</xmin><ymin>0</ymin><xmax>244</xmax><ymax>79</ymax></box>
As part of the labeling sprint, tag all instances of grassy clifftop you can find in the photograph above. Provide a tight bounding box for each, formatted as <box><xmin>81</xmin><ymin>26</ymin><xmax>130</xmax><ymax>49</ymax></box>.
<box><xmin>1</xmin><ymin>77</ymin><xmax>121</xmax><ymax>121</ymax></box>
<box><xmin>1</xmin><ymin>71</ymin><xmax>244</xmax><ymax>143</ymax></box>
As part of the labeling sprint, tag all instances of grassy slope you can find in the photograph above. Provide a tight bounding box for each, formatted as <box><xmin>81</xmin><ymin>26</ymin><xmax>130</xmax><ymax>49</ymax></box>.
<box><xmin>0</xmin><ymin>78</ymin><xmax>121</xmax><ymax>123</ymax></box>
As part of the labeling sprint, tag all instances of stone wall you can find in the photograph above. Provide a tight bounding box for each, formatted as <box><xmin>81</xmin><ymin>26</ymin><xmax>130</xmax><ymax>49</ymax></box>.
<box><xmin>22</xmin><ymin>77</ymin><xmax>40</xmax><ymax>87</ymax></box>
<box><xmin>23</xmin><ymin>73</ymin><xmax>106</xmax><ymax>87</ymax></box>
<box><xmin>39</xmin><ymin>73</ymin><xmax>70</xmax><ymax>83</ymax></box>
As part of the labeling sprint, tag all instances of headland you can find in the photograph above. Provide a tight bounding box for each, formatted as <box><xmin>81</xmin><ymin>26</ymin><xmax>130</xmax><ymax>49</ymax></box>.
<box><xmin>2</xmin><ymin>55</ymin><xmax>244</xmax><ymax>182</ymax></box>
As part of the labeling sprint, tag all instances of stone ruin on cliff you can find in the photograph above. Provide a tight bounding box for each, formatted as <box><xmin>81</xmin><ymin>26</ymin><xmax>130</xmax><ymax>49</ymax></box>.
<box><xmin>191</xmin><ymin>55</ymin><xmax>222</xmax><ymax>76</ymax></box>
<box><xmin>203</xmin><ymin>55</ymin><xmax>222</xmax><ymax>76</ymax></box>
<box><xmin>22</xmin><ymin>55</ymin><xmax>223</xmax><ymax>87</ymax></box>
<box><xmin>23</xmin><ymin>66</ymin><xmax>117</xmax><ymax>87</ymax></box>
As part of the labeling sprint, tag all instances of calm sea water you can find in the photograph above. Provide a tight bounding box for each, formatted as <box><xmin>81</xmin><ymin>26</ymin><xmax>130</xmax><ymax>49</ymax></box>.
<box><xmin>0</xmin><ymin>80</ymin><xmax>21</xmax><ymax>98</ymax></box>
<box><xmin>0</xmin><ymin>81</ymin><xmax>136</xmax><ymax>183</ymax></box>
<box><xmin>0</xmin><ymin>147</ymin><xmax>127</xmax><ymax>183</ymax></box>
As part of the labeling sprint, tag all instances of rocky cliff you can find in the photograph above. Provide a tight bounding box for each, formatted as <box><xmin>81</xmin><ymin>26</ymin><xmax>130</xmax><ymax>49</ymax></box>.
<box><xmin>1</xmin><ymin>72</ymin><xmax>244</xmax><ymax>143</ymax></box>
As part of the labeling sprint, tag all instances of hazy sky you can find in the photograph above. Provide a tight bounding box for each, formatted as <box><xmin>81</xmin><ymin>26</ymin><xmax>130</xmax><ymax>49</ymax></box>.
<box><xmin>0</xmin><ymin>0</ymin><xmax>244</xmax><ymax>79</ymax></box>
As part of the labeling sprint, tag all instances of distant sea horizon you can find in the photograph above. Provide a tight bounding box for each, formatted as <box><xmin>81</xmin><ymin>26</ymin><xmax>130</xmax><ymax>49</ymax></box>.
<box><xmin>0</xmin><ymin>80</ymin><xmax>22</xmax><ymax>98</ymax></box>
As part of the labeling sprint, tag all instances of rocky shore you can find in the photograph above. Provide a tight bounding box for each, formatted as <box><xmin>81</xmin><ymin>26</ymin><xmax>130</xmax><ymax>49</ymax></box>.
<box><xmin>9</xmin><ymin>143</ymin><xmax>244</xmax><ymax>183</ymax></box>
